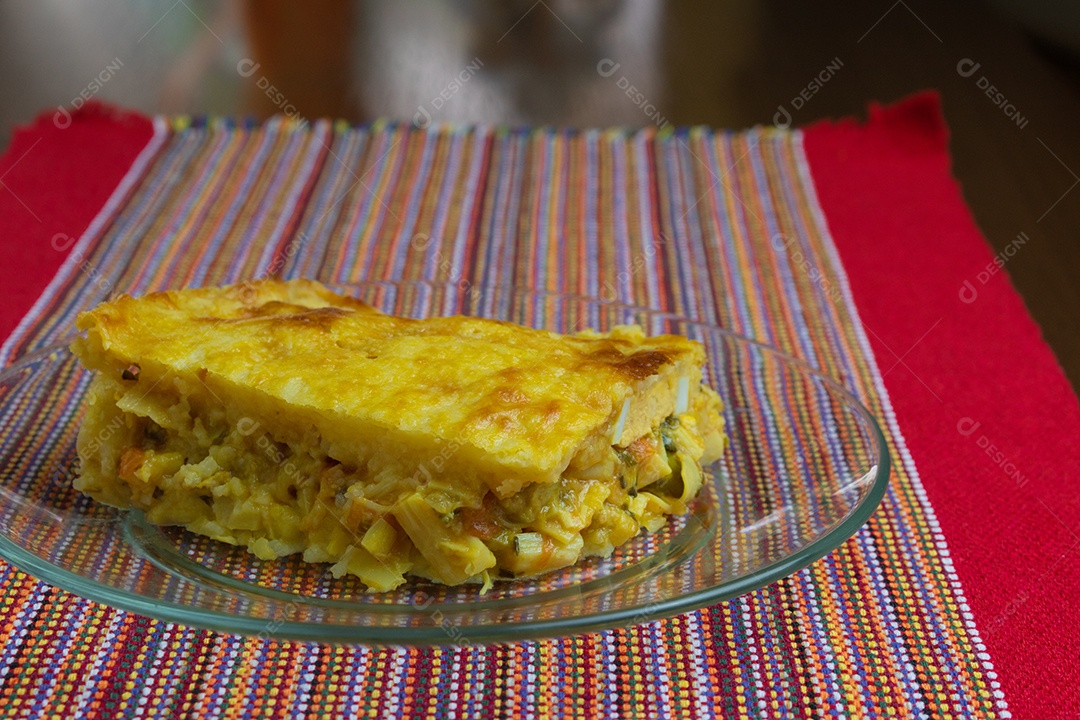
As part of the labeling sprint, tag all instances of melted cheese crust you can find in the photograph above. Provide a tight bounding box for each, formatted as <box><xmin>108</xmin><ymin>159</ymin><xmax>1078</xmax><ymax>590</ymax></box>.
<box><xmin>72</xmin><ymin>279</ymin><xmax>726</xmax><ymax>590</ymax></box>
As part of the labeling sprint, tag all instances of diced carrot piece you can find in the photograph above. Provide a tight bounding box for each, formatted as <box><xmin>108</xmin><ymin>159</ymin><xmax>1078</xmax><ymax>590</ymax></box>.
<box><xmin>460</xmin><ymin>494</ymin><xmax>502</xmax><ymax>541</ymax></box>
<box><xmin>118</xmin><ymin>447</ymin><xmax>146</xmax><ymax>482</ymax></box>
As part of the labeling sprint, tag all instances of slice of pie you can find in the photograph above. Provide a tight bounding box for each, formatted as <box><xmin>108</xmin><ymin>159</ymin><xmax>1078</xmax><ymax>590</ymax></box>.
<box><xmin>71</xmin><ymin>279</ymin><xmax>726</xmax><ymax>591</ymax></box>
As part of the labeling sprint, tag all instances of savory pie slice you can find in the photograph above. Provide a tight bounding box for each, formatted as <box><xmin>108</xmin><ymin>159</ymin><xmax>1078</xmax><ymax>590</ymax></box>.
<box><xmin>72</xmin><ymin>279</ymin><xmax>726</xmax><ymax>591</ymax></box>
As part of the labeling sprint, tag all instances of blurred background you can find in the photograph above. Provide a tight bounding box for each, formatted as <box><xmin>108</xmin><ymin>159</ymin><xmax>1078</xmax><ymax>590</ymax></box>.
<box><xmin>1</xmin><ymin>0</ymin><xmax>1078</xmax><ymax>388</ymax></box>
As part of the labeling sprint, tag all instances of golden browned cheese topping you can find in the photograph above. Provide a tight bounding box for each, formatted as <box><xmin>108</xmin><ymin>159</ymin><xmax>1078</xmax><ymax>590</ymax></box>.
<box><xmin>583</xmin><ymin>346</ymin><xmax>674</xmax><ymax>381</ymax></box>
<box><xmin>75</xmin><ymin>279</ymin><xmax>706</xmax><ymax>486</ymax></box>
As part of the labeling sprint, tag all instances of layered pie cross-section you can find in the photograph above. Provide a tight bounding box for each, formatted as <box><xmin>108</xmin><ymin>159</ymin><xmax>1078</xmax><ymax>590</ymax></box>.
<box><xmin>72</xmin><ymin>279</ymin><xmax>726</xmax><ymax>591</ymax></box>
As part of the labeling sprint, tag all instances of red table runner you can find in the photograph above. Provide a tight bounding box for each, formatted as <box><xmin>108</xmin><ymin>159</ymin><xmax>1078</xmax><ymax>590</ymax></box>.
<box><xmin>805</xmin><ymin>94</ymin><xmax>1080</xmax><ymax>716</ymax></box>
<box><xmin>0</xmin><ymin>94</ymin><xmax>1076</xmax><ymax>717</ymax></box>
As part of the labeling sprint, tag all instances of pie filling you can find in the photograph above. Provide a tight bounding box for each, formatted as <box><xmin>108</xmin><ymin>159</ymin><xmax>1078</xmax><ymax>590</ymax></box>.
<box><xmin>76</xmin><ymin>369</ymin><xmax>725</xmax><ymax>591</ymax></box>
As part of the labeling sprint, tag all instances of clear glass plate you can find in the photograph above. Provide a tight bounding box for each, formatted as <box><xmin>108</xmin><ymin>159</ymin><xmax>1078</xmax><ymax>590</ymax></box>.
<box><xmin>0</xmin><ymin>281</ymin><xmax>889</xmax><ymax>644</ymax></box>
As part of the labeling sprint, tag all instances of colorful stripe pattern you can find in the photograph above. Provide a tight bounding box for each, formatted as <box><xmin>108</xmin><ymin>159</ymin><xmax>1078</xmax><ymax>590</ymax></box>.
<box><xmin>0</xmin><ymin>117</ymin><xmax>1006</xmax><ymax>718</ymax></box>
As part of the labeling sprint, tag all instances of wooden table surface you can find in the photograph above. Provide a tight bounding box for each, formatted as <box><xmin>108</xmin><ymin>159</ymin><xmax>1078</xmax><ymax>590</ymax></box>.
<box><xmin>2</xmin><ymin>0</ymin><xmax>1077</xmax><ymax>390</ymax></box>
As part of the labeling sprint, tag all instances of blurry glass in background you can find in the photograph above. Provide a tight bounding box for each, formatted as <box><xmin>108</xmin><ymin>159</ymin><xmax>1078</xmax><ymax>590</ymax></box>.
<box><xmin>0</xmin><ymin>0</ymin><xmax>682</xmax><ymax>139</ymax></box>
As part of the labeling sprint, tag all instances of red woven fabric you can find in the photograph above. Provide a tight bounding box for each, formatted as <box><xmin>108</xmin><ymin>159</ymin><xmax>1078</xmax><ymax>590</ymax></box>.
<box><xmin>803</xmin><ymin>91</ymin><xmax>1080</xmax><ymax>718</ymax></box>
<box><xmin>2</xmin><ymin>95</ymin><xmax>1077</xmax><ymax>716</ymax></box>
<box><xmin>0</xmin><ymin>102</ymin><xmax>153</xmax><ymax>342</ymax></box>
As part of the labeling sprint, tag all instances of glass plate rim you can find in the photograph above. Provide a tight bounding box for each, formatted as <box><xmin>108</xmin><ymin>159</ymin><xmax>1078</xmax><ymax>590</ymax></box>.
<box><xmin>0</xmin><ymin>281</ymin><xmax>891</xmax><ymax>644</ymax></box>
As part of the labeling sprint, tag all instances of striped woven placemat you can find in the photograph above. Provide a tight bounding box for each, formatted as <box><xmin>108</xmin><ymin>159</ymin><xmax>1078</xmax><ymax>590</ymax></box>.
<box><xmin>0</xmin><ymin>116</ymin><xmax>1005</xmax><ymax>718</ymax></box>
